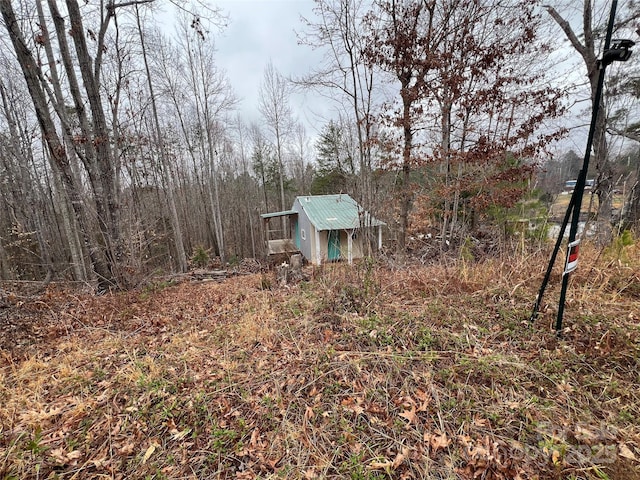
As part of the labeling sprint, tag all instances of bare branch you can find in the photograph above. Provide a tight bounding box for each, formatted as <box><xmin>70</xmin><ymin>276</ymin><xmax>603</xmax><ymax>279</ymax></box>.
<box><xmin>544</xmin><ymin>5</ymin><xmax>588</xmax><ymax>62</ymax></box>
<box><xmin>607</xmin><ymin>126</ymin><xmax>640</xmax><ymax>143</ymax></box>
<box><xmin>110</xmin><ymin>0</ymin><xmax>154</xmax><ymax>9</ymax></box>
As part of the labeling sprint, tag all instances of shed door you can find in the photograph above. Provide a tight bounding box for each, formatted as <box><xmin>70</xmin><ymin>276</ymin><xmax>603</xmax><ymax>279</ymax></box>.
<box><xmin>328</xmin><ymin>230</ymin><xmax>340</xmax><ymax>261</ymax></box>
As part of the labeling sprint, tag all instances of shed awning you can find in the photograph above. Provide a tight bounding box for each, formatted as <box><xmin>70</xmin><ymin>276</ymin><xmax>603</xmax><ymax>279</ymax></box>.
<box><xmin>260</xmin><ymin>210</ymin><xmax>297</xmax><ymax>219</ymax></box>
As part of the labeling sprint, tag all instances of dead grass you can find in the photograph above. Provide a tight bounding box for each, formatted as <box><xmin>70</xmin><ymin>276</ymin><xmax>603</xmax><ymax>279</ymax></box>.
<box><xmin>1</xmin><ymin>239</ymin><xmax>639</xmax><ymax>479</ymax></box>
<box><xmin>549</xmin><ymin>193</ymin><xmax>625</xmax><ymax>218</ymax></box>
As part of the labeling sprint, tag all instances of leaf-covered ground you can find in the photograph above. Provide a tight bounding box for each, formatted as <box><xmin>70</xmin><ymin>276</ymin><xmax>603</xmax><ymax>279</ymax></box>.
<box><xmin>1</xmin><ymin>243</ymin><xmax>639</xmax><ymax>479</ymax></box>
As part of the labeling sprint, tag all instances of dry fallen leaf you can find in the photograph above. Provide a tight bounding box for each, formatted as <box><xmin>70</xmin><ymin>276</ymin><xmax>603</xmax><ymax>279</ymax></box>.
<box><xmin>49</xmin><ymin>448</ymin><xmax>67</xmax><ymax>464</ymax></box>
<box><xmin>368</xmin><ymin>459</ymin><xmax>392</xmax><ymax>470</ymax></box>
<box><xmin>91</xmin><ymin>456</ymin><xmax>109</xmax><ymax>468</ymax></box>
<box><xmin>619</xmin><ymin>443</ymin><xmax>638</xmax><ymax>462</ymax></box>
<box><xmin>557</xmin><ymin>381</ymin><xmax>574</xmax><ymax>394</ymax></box>
<box><xmin>171</xmin><ymin>428</ymin><xmax>192</xmax><ymax>441</ymax></box>
<box><xmin>118</xmin><ymin>442</ymin><xmax>135</xmax><ymax>455</ymax></box>
<box><xmin>416</xmin><ymin>396</ymin><xmax>430</xmax><ymax>412</ymax></box>
<box><xmin>49</xmin><ymin>448</ymin><xmax>82</xmax><ymax>465</ymax></box>
<box><xmin>392</xmin><ymin>447</ymin><xmax>410</xmax><ymax>468</ymax></box>
<box><xmin>472</xmin><ymin>417</ymin><xmax>489</xmax><ymax>428</ymax></box>
<box><xmin>574</xmin><ymin>425</ymin><xmax>597</xmax><ymax>445</ymax></box>
<box><xmin>341</xmin><ymin>397</ymin><xmax>365</xmax><ymax>416</ymax></box>
<box><xmin>399</xmin><ymin>404</ymin><xmax>417</xmax><ymax>427</ymax></box>
<box><xmin>142</xmin><ymin>443</ymin><xmax>158</xmax><ymax>464</ymax></box>
<box><xmin>428</xmin><ymin>431</ymin><xmax>451</xmax><ymax>452</ymax></box>
<box><xmin>304</xmin><ymin>405</ymin><xmax>315</xmax><ymax>421</ymax></box>
<box><xmin>67</xmin><ymin>450</ymin><xmax>82</xmax><ymax>460</ymax></box>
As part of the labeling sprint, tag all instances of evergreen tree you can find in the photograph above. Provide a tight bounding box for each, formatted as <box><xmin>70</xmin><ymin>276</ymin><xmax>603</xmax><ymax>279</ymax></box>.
<box><xmin>311</xmin><ymin>120</ymin><xmax>355</xmax><ymax>194</ymax></box>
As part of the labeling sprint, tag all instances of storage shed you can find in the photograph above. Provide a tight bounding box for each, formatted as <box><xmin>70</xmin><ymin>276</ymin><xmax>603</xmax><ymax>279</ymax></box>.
<box><xmin>260</xmin><ymin>194</ymin><xmax>385</xmax><ymax>265</ymax></box>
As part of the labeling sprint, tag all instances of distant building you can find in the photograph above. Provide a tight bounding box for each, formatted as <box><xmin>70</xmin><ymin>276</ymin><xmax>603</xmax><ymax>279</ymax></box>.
<box><xmin>564</xmin><ymin>179</ymin><xmax>594</xmax><ymax>191</ymax></box>
<box><xmin>261</xmin><ymin>194</ymin><xmax>385</xmax><ymax>265</ymax></box>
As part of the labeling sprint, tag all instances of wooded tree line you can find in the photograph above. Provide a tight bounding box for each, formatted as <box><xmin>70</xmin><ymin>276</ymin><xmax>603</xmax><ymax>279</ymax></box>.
<box><xmin>0</xmin><ymin>0</ymin><xmax>638</xmax><ymax>287</ymax></box>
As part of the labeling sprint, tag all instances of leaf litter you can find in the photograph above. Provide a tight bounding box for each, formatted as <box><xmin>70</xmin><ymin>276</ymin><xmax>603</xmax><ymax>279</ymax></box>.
<box><xmin>1</xmin><ymin>242</ymin><xmax>639</xmax><ymax>479</ymax></box>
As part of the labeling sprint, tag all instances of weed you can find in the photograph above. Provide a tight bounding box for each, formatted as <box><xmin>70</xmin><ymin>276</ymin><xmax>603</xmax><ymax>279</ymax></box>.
<box><xmin>26</xmin><ymin>427</ymin><xmax>46</xmax><ymax>456</ymax></box>
<box><xmin>359</xmin><ymin>256</ymin><xmax>379</xmax><ymax>299</ymax></box>
<box><xmin>145</xmin><ymin>470</ymin><xmax>168</xmax><ymax>480</ymax></box>
<box><xmin>136</xmin><ymin>374</ymin><xmax>157</xmax><ymax>391</ymax></box>
<box><xmin>227</xmin><ymin>254</ymin><xmax>240</xmax><ymax>267</ymax></box>
<box><xmin>358</xmin><ymin>315</ymin><xmax>393</xmax><ymax>347</ymax></box>
<box><xmin>211</xmin><ymin>428</ymin><xmax>239</xmax><ymax>453</ymax></box>
<box><xmin>65</xmin><ymin>437</ymin><xmax>79</xmax><ymax>451</ymax></box>
<box><xmin>340</xmin><ymin>453</ymin><xmax>382</xmax><ymax>480</ymax></box>
<box><xmin>618</xmin><ymin>409</ymin><xmax>633</xmax><ymax>424</ymax></box>
<box><xmin>93</xmin><ymin>367</ymin><xmax>107</xmax><ymax>381</ymax></box>
<box><xmin>260</xmin><ymin>274</ymin><xmax>272</xmax><ymax>290</ymax></box>
<box><xmin>609</xmin><ymin>229</ymin><xmax>634</xmax><ymax>263</ymax></box>
<box><xmin>593</xmin><ymin>466</ymin><xmax>612</xmax><ymax>480</ymax></box>
<box><xmin>339</xmin><ymin>284</ymin><xmax>366</xmax><ymax>313</ymax></box>
<box><xmin>460</xmin><ymin>236</ymin><xmax>475</xmax><ymax>262</ymax></box>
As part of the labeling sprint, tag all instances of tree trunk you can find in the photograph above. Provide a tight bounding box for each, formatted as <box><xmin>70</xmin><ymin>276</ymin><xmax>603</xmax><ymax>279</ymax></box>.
<box><xmin>135</xmin><ymin>5</ymin><xmax>188</xmax><ymax>272</ymax></box>
<box><xmin>205</xmin><ymin>138</ymin><xmax>226</xmax><ymax>263</ymax></box>
<box><xmin>591</xmin><ymin>77</ymin><xmax>613</xmax><ymax>243</ymax></box>
<box><xmin>33</xmin><ymin>0</ymin><xmax>88</xmax><ymax>281</ymax></box>
<box><xmin>0</xmin><ymin>232</ymin><xmax>10</xmax><ymax>280</ymax></box>
<box><xmin>398</xmin><ymin>81</ymin><xmax>412</xmax><ymax>253</ymax></box>
<box><xmin>65</xmin><ymin>0</ymin><xmax>121</xmax><ymax>283</ymax></box>
<box><xmin>440</xmin><ymin>100</ymin><xmax>452</xmax><ymax>246</ymax></box>
<box><xmin>625</xmin><ymin>157</ymin><xmax>640</xmax><ymax>229</ymax></box>
<box><xmin>0</xmin><ymin>0</ymin><xmax>110</xmax><ymax>286</ymax></box>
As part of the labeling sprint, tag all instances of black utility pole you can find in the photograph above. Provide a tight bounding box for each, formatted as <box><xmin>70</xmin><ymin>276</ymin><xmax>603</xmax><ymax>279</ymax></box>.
<box><xmin>531</xmin><ymin>0</ymin><xmax>634</xmax><ymax>333</ymax></box>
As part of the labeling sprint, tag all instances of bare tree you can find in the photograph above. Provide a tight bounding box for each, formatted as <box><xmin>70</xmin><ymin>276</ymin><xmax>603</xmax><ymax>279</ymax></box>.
<box><xmin>233</xmin><ymin>116</ymin><xmax>258</xmax><ymax>258</ymax></box>
<box><xmin>545</xmin><ymin>0</ymin><xmax>639</xmax><ymax>243</ymax></box>
<box><xmin>249</xmin><ymin>122</ymin><xmax>274</xmax><ymax>213</ymax></box>
<box><xmin>176</xmin><ymin>12</ymin><xmax>236</xmax><ymax>264</ymax></box>
<box><xmin>299</xmin><ymin>0</ymin><xmax>378</xmax><ymax>211</ymax></box>
<box><xmin>152</xmin><ymin>31</ymin><xmax>213</xmax><ymax>252</ymax></box>
<box><xmin>289</xmin><ymin>121</ymin><xmax>313</xmax><ymax>195</ymax></box>
<box><xmin>134</xmin><ymin>4</ymin><xmax>188</xmax><ymax>272</ymax></box>
<box><xmin>0</xmin><ymin>77</ymin><xmax>53</xmax><ymax>280</ymax></box>
<box><xmin>63</xmin><ymin>0</ymin><xmax>124</xmax><ymax>281</ymax></box>
<box><xmin>259</xmin><ymin>60</ymin><xmax>294</xmax><ymax>224</ymax></box>
<box><xmin>32</xmin><ymin>0</ymin><xmax>89</xmax><ymax>280</ymax></box>
<box><xmin>0</xmin><ymin>0</ymin><xmax>252</xmax><ymax>280</ymax></box>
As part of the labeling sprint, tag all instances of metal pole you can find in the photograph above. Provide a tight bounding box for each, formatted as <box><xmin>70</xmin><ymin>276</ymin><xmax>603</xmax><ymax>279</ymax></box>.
<box><xmin>555</xmin><ymin>0</ymin><xmax>618</xmax><ymax>333</ymax></box>
<box><xmin>530</xmin><ymin>188</ymin><xmax>576</xmax><ymax>322</ymax></box>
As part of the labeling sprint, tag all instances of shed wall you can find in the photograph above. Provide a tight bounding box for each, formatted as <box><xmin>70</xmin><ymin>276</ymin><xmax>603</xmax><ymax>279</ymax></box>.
<box><xmin>293</xmin><ymin>199</ymin><xmax>314</xmax><ymax>263</ymax></box>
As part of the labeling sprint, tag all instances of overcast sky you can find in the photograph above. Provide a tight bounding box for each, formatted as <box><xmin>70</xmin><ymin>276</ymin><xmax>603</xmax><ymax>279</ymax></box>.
<box><xmin>209</xmin><ymin>0</ymin><xmax>594</xmax><ymax>153</ymax></box>
<box><xmin>181</xmin><ymin>1</ymin><xmax>637</xmax><ymax>157</ymax></box>
<box><xmin>213</xmin><ymin>0</ymin><xmax>327</xmax><ymax>133</ymax></box>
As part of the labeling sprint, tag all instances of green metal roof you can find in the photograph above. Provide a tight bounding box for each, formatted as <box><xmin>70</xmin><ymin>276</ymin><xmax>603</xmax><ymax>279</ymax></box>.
<box><xmin>295</xmin><ymin>194</ymin><xmax>385</xmax><ymax>231</ymax></box>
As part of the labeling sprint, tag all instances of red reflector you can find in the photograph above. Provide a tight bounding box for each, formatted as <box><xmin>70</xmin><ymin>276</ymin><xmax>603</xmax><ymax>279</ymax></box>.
<box><xmin>568</xmin><ymin>245</ymin><xmax>579</xmax><ymax>263</ymax></box>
